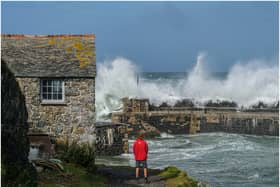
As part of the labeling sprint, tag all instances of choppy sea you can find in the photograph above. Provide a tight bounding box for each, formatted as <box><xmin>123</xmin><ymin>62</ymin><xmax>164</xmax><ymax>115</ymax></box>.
<box><xmin>96</xmin><ymin>133</ymin><xmax>279</xmax><ymax>187</ymax></box>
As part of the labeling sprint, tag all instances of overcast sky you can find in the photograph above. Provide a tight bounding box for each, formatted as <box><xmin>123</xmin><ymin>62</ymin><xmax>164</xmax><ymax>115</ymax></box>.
<box><xmin>2</xmin><ymin>2</ymin><xmax>278</xmax><ymax>72</ymax></box>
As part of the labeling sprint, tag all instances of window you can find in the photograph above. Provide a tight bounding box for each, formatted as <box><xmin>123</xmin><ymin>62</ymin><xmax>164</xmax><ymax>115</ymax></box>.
<box><xmin>41</xmin><ymin>79</ymin><xmax>64</xmax><ymax>103</ymax></box>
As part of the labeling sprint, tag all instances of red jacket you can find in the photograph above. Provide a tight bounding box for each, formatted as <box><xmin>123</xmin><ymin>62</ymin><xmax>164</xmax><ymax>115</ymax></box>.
<box><xmin>133</xmin><ymin>138</ymin><xmax>148</xmax><ymax>161</ymax></box>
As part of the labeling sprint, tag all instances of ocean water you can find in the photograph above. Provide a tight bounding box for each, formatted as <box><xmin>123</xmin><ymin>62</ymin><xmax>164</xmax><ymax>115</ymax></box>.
<box><xmin>96</xmin><ymin>133</ymin><xmax>279</xmax><ymax>187</ymax></box>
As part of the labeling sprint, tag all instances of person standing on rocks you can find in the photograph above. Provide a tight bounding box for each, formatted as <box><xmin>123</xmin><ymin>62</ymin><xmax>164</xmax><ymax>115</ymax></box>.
<box><xmin>133</xmin><ymin>131</ymin><xmax>149</xmax><ymax>183</ymax></box>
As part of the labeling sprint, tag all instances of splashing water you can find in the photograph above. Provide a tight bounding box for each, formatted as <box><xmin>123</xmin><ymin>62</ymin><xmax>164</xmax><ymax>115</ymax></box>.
<box><xmin>95</xmin><ymin>133</ymin><xmax>279</xmax><ymax>187</ymax></box>
<box><xmin>95</xmin><ymin>54</ymin><xmax>278</xmax><ymax>121</ymax></box>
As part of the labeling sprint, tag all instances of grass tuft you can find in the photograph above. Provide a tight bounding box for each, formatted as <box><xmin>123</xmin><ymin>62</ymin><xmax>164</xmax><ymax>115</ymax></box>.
<box><xmin>159</xmin><ymin>166</ymin><xmax>198</xmax><ymax>187</ymax></box>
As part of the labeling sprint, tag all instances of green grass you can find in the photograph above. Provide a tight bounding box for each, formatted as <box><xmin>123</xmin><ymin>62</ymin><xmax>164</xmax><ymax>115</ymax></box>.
<box><xmin>159</xmin><ymin>166</ymin><xmax>198</xmax><ymax>187</ymax></box>
<box><xmin>38</xmin><ymin>163</ymin><xmax>107</xmax><ymax>187</ymax></box>
<box><xmin>38</xmin><ymin>163</ymin><xmax>202</xmax><ymax>187</ymax></box>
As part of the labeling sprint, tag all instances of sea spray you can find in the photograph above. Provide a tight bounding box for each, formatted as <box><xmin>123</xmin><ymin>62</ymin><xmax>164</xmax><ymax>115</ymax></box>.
<box><xmin>96</xmin><ymin>54</ymin><xmax>278</xmax><ymax>121</ymax></box>
<box><xmin>95</xmin><ymin>58</ymin><xmax>140</xmax><ymax>120</ymax></box>
<box><xmin>180</xmin><ymin>54</ymin><xmax>279</xmax><ymax>105</ymax></box>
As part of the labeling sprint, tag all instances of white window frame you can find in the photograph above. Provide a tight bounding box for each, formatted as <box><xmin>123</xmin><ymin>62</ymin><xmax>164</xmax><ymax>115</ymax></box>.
<box><xmin>40</xmin><ymin>79</ymin><xmax>65</xmax><ymax>104</ymax></box>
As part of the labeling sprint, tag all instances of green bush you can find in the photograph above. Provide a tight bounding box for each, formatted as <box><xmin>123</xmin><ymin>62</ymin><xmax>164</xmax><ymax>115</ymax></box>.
<box><xmin>55</xmin><ymin>140</ymin><xmax>96</xmax><ymax>173</ymax></box>
<box><xmin>1</xmin><ymin>161</ymin><xmax>37</xmax><ymax>187</ymax></box>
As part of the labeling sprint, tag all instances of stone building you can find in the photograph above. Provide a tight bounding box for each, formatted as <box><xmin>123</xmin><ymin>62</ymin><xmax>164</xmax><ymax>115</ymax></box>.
<box><xmin>1</xmin><ymin>34</ymin><xmax>96</xmax><ymax>144</ymax></box>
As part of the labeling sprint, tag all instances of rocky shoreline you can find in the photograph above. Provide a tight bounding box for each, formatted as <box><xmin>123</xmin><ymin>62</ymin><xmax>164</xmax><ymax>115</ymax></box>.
<box><xmin>36</xmin><ymin>160</ymin><xmax>210</xmax><ymax>187</ymax></box>
<box><xmin>97</xmin><ymin>165</ymin><xmax>210</xmax><ymax>187</ymax></box>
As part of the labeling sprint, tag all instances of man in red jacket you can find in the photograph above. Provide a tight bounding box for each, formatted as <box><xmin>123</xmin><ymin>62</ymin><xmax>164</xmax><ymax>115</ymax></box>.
<box><xmin>133</xmin><ymin>131</ymin><xmax>149</xmax><ymax>183</ymax></box>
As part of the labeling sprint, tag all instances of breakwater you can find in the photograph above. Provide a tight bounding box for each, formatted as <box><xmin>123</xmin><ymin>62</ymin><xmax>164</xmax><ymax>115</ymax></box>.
<box><xmin>112</xmin><ymin>98</ymin><xmax>279</xmax><ymax>137</ymax></box>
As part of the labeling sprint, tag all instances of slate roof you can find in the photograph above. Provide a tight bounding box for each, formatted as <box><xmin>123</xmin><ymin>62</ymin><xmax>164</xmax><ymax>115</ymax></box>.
<box><xmin>1</xmin><ymin>34</ymin><xmax>96</xmax><ymax>78</ymax></box>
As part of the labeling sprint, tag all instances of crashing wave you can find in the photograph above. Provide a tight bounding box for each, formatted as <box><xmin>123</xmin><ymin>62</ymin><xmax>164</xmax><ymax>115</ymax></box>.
<box><xmin>95</xmin><ymin>54</ymin><xmax>279</xmax><ymax>121</ymax></box>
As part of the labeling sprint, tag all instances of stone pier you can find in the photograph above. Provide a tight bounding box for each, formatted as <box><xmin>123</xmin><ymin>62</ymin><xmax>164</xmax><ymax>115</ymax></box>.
<box><xmin>112</xmin><ymin>98</ymin><xmax>279</xmax><ymax>137</ymax></box>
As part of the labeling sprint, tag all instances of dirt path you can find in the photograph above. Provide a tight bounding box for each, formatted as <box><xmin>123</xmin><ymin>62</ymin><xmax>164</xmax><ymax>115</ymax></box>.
<box><xmin>97</xmin><ymin>166</ymin><xmax>167</xmax><ymax>187</ymax></box>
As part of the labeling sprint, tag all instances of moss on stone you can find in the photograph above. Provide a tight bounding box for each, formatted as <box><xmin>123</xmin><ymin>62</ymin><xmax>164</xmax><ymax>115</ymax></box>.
<box><xmin>159</xmin><ymin>166</ymin><xmax>198</xmax><ymax>187</ymax></box>
<box><xmin>160</xmin><ymin>166</ymin><xmax>181</xmax><ymax>179</ymax></box>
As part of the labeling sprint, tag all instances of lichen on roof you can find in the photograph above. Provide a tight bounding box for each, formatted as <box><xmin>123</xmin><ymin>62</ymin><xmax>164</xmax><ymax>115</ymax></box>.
<box><xmin>45</xmin><ymin>37</ymin><xmax>95</xmax><ymax>68</ymax></box>
<box><xmin>1</xmin><ymin>34</ymin><xmax>96</xmax><ymax>78</ymax></box>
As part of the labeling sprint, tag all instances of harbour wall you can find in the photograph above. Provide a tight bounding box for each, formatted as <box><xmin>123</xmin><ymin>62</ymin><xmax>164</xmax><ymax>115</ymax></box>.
<box><xmin>112</xmin><ymin>98</ymin><xmax>279</xmax><ymax>137</ymax></box>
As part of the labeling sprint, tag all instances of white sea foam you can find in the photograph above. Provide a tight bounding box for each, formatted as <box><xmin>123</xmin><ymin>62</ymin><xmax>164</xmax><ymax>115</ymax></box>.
<box><xmin>96</xmin><ymin>55</ymin><xmax>278</xmax><ymax>120</ymax></box>
<box><xmin>248</xmin><ymin>173</ymin><xmax>259</xmax><ymax>180</ymax></box>
<box><xmin>160</xmin><ymin>132</ymin><xmax>175</xmax><ymax>138</ymax></box>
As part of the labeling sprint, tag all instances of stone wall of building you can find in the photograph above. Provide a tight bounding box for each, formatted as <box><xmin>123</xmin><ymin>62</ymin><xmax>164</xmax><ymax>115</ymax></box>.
<box><xmin>1</xmin><ymin>61</ymin><xmax>37</xmax><ymax>186</ymax></box>
<box><xmin>16</xmin><ymin>77</ymin><xmax>96</xmax><ymax>145</ymax></box>
<box><xmin>95</xmin><ymin>123</ymin><xmax>128</xmax><ymax>156</ymax></box>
